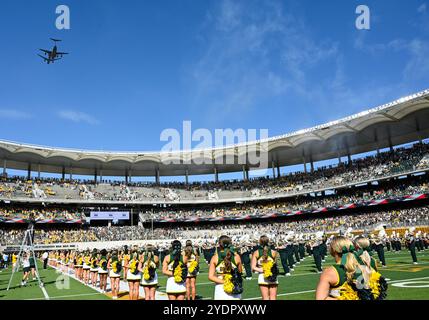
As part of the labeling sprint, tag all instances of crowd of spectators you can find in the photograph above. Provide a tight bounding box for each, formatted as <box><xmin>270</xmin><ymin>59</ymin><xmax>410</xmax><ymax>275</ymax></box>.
<box><xmin>0</xmin><ymin>207</ymin><xmax>85</xmax><ymax>220</ymax></box>
<box><xmin>0</xmin><ymin>178</ymin><xmax>428</xmax><ymax>221</ymax></box>
<box><xmin>0</xmin><ymin>206</ymin><xmax>427</xmax><ymax>245</ymax></box>
<box><xmin>1</xmin><ymin>143</ymin><xmax>429</xmax><ymax>202</ymax></box>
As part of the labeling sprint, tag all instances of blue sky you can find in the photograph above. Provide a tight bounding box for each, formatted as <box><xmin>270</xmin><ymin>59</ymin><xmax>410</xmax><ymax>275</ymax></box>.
<box><xmin>1</xmin><ymin>0</ymin><xmax>429</xmax><ymax>180</ymax></box>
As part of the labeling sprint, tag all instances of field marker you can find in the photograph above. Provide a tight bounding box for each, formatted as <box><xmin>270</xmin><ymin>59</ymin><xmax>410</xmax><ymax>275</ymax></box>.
<box><xmin>27</xmin><ymin>292</ymin><xmax>104</xmax><ymax>300</ymax></box>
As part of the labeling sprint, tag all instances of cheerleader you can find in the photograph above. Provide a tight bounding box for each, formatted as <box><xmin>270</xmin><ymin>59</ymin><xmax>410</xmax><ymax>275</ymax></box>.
<box><xmin>83</xmin><ymin>250</ymin><xmax>91</xmax><ymax>285</ymax></box>
<box><xmin>122</xmin><ymin>247</ymin><xmax>130</xmax><ymax>282</ymax></box>
<box><xmin>162</xmin><ymin>240</ymin><xmax>188</xmax><ymax>300</ymax></box>
<box><xmin>89</xmin><ymin>250</ymin><xmax>99</xmax><ymax>287</ymax></box>
<box><xmin>67</xmin><ymin>251</ymin><xmax>74</xmax><ymax>275</ymax></box>
<box><xmin>97</xmin><ymin>249</ymin><xmax>109</xmax><ymax>293</ymax></box>
<box><xmin>74</xmin><ymin>251</ymin><xmax>84</xmax><ymax>281</ymax></box>
<box><xmin>251</xmin><ymin>236</ymin><xmax>279</xmax><ymax>300</ymax></box>
<box><xmin>127</xmin><ymin>248</ymin><xmax>142</xmax><ymax>300</ymax></box>
<box><xmin>354</xmin><ymin>236</ymin><xmax>378</xmax><ymax>271</ymax></box>
<box><xmin>208</xmin><ymin>235</ymin><xmax>243</xmax><ymax>300</ymax></box>
<box><xmin>108</xmin><ymin>250</ymin><xmax>122</xmax><ymax>300</ymax></box>
<box><xmin>184</xmin><ymin>243</ymin><xmax>199</xmax><ymax>300</ymax></box>
<box><xmin>54</xmin><ymin>251</ymin><xmax>60</xmax><ymax>269</ymax></box>
<box><xmin>315</xmin><ymin>236</ymin><xmax>387</xmax><ymax>300</ymax></box>
<box><xmin>12</xmin><ymin>252</ymin><xmax>17</xmax><ymax>271</ymax></box>
<box><xmin>139</xmin><ymin>244</ymin><xmax>159</xmax><ymax>300</ymax></box>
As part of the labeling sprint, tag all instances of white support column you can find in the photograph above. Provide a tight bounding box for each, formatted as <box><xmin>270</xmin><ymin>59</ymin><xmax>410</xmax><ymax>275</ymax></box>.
<box><xmin>303</xmin><ymin>156</ymin><xmax>307</xmax><ymax>174</ymax></box>
<box><xmin>156</xmin><ymin>169</ymin><xmax>160</xmax><ymax>184</ymax></box>
<box><xmin>2</xmin><ymin>159</ymin><xmax>6</xmax><ymax>176</ymax></box>
<box><xmin>271</xmin><ymin>161</ymin><xmax>276</xmax><ymax>179</ymax></box>
<box><xmin>185</xmin><ymin>170</ymin><xmax>189</xmax><ymax>185</ymax></box>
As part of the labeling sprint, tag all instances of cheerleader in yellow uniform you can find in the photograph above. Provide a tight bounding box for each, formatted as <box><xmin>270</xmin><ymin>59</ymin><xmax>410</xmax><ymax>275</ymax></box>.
<box><xmin>89</xmin><ymin>250</ymin><xmax>99</xmax><ymax>287</ymax></box>
<box><xmin>163</xmin><ymin>240</ymin><xmax>188</xmax><ymax>300</ymax></box>
<box><xmin>251</xmin><ymin>236</ymin><xmax>279</xmax><ymax>300</ymax></box>
<box><xmin>315</xmin><ymin>236</ymin><xmax>387</xmax><ymax>300</ymax></box>
<box><xmin>185</xmin><ymin>243</ymin><xmax>199</xmax><ymax>300</ymax></box>
<box><xmin>74</xmin><ymin>251</ymin><xmax>84</xmax><ymax>281</ymax></box>
<box><xmin>138</xmin><ymin>244</ymin><xmax>159</xmax><ymax>300</ymax></box>
<box><xmin>108</xmin><ymin>250</ymin><xmax>122</xmax><ymax>300</ymax></box>
<box><xmin>82</xmin><ymin>250</ymin><xmax>91</xmax><ymax>285</ymax></box>
<box><xmin>98</xmin><ymin>249</ymin><xmax>109</xmax><ymax>293</ymax></box>
<box><xmin>208</xmin><ymin>235</ymin><xmax>243</xmax><ymax>300</ymax></box>
<box><xmin>127</xmin><ymin>248</ymin><xmax>142</xmax><ymax>300</ymax></box>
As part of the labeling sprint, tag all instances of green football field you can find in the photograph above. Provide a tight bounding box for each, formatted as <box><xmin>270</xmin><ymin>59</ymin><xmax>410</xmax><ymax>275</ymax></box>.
<box><xmin>1</xmin><ymin>250</ymin><xmax>428</xmax><ymax>300</ymax></box>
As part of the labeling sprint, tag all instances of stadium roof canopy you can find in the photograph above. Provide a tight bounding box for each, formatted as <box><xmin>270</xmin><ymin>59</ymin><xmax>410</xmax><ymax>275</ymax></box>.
<box><xmin>1</xmin><ymin>89</ymin><xmax>429</xmax><ymax>179</ymax></box>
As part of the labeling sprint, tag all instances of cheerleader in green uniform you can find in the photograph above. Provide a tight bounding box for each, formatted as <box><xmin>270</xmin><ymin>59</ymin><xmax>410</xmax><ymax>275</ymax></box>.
<box><xmin>139</xmin><ymin>244</ymin><xmax>159</xmax><ymax>300</ymax></box>
<box><xmin>185</xmin><ymin>243</ymin><xmax>199</xmax><ymax>300</ymax></box>
<box><xmin>208</xmin><ymin>235</ymin><xmax>243</xmax><ymax>300</ymax></box>
<box><xmin>89</xmin><ymin>250</ymin><xmax>99</xmax><ymax>287</ymax></box>
<box><xmin>354</xmin><ymin>236</ymin><xmax>378</xmax><ymax>271</ymax></box>
<box><xmin>315</xmin><ymin>236</ymin><xmax>387</xmax><ymax>300</ymax></box>
<box><xmin>108</xmin><ymin>250</ymin><xmax>122</xmax><ymax>300</ymax></box>
<box><xmin>127</xmin><ymin>248</ymin><xmax>142</xmax><ymax>300</ymax></box>
<box><xmin>251</xmin><ymin>236</ymin><xmax>279</xmax><ymax>300</ymax></box>
<box><xmin>82</xmin><ymin>250</ymin><xmax>91</xmax><ymax>285</ymax></box>
<box><xmin>163</xmin><ymin>240</ymin><xmax>188</xmax><ymax>300</ymax></box>
<box><xmin>98</xmin><ymin>249</ymin><xmax>109</xmax><ymax>293</ymax></box>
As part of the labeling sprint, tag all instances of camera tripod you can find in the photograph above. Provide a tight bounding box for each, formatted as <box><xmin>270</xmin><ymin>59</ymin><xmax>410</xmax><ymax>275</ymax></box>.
<box><xmin>6</xmin><ymin>223</ymin><xmax>48</xmax><ymax>299</ymax></box>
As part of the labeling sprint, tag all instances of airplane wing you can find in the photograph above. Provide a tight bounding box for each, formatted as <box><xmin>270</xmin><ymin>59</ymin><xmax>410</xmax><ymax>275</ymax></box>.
<box><xmin>39</xmin><ymin>49</ymin><xmax>51</xmax><ymax>55</ymax></box>
<box><xmin>37</xmin><ymin>54</ymin><xmax>49</xmax><ymax>62</ymax></box>
<box><xmin>56</xmin><ymin>52</ymin><xmax>69</xmax><ymax>55</ymax></box>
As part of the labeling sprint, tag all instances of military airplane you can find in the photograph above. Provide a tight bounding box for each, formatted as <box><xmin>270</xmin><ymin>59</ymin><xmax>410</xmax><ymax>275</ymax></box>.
<box><xmin>38</xmin><ymin>38</ymin><xmax>69</xmax><ymax>64</ymax></box>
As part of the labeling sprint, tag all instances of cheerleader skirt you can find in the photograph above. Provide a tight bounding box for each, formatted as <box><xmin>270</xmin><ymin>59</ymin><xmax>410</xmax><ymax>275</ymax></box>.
<box><xmin>98</xmin><ymin>268</ymin><xmax>108</xmax><ymax>274</ymax></box>
<box><xmin>127</xmin><ymin>270</ymin><xmax>142</xmax><ymax>281</ymax></box>
<box><xmin>109</xmin><ymin>270</ymin><xmax>121</xmax><ymax>278</ymax></box>
<box><xmin>82</xmin><ymin>263</ymin><xmax>90</xmax><ymax>270</ymax></box>
<box><xmin>141</xmin><ymin>272</ymin><xmax>158</xmax><ymax>286</ymax></box>
<box><xmin>258</xmin><ymin>273</ymin><xmax>279</xmax><ymax>286</ymax></box>
<box><xmin>214</xmin><ymin>284</ymin><xmax>241</xmax><ymax>300</ymax></box>
<box><xmin>166</xmin><ymin>277</ymin><xmax>186</xmax><ymax>294</ymax></box>
<box><xmin>90</xmin><ymin>268</ymin><xmax>98</xmax><ymax>272</ymax></box>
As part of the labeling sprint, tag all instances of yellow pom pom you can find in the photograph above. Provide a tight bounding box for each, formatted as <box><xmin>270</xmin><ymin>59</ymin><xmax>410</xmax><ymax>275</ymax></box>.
<box><xmin>174</xmin><ymin>263</ymin><xmax>184</xmax><ymax>283</ymax></box>
<box><xmin>262</xmin><ymin>260</ymin><xmax>274</xmax><ymax>279</ymax></box>
<box><xmin>189</xmin><ymin>260</ymin><xmax>198</xmax><ymax>274</ymax></box>
<box><xmin>223</xmin><ymin>274</ymin><xmax>234</xmax><ymax>294</ymax></box>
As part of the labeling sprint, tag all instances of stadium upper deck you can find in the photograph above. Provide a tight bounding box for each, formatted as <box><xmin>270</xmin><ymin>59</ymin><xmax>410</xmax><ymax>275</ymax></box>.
<box><xmin>1</xmin><ymin>89</ymin><xmax>429</xmax><ymax>183</ymax></box>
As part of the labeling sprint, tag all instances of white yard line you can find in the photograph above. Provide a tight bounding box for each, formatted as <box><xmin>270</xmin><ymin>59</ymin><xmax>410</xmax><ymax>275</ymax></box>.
<box><xmin>27</xmin><ymin>292</ymin><xmax>104</xmax><ymax>300</ymax></box>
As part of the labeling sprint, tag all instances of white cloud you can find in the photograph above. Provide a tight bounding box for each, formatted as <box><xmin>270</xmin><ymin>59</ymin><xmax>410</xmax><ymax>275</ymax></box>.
<box><xmin>0</xmin><ymin>109</ymin><xmax>32</xmax><ymax>119</ymax></box>
<box><xmin>189</xmin><ymin>0</ymin><xmax>340</xmax><ymax>122</ymax></box>
<box><xmin>418</xmin><ymin>3</ymin><xmax>427</xmax><ymax>13</ymax></box>
<box><xmin>58</xmin><ymin>110</ymin><xmax>100</xmax><ymax>125</ymax></box>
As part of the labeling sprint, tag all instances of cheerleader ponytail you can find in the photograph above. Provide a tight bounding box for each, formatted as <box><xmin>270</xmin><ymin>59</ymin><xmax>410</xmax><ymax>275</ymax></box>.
<box><xmin>260</xmin><ymin>236</ymin><xmax>270</xmax><ymax>262</ymax></box>
<box><xmin>219</xmin><ymin>235</ymin><xmax>233</xmax><ymax>273</ymax></box>
<box><xmin>344</xmin><ymin>252</ymin><xmax>360</xmax><ymax>283</ymax></box>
